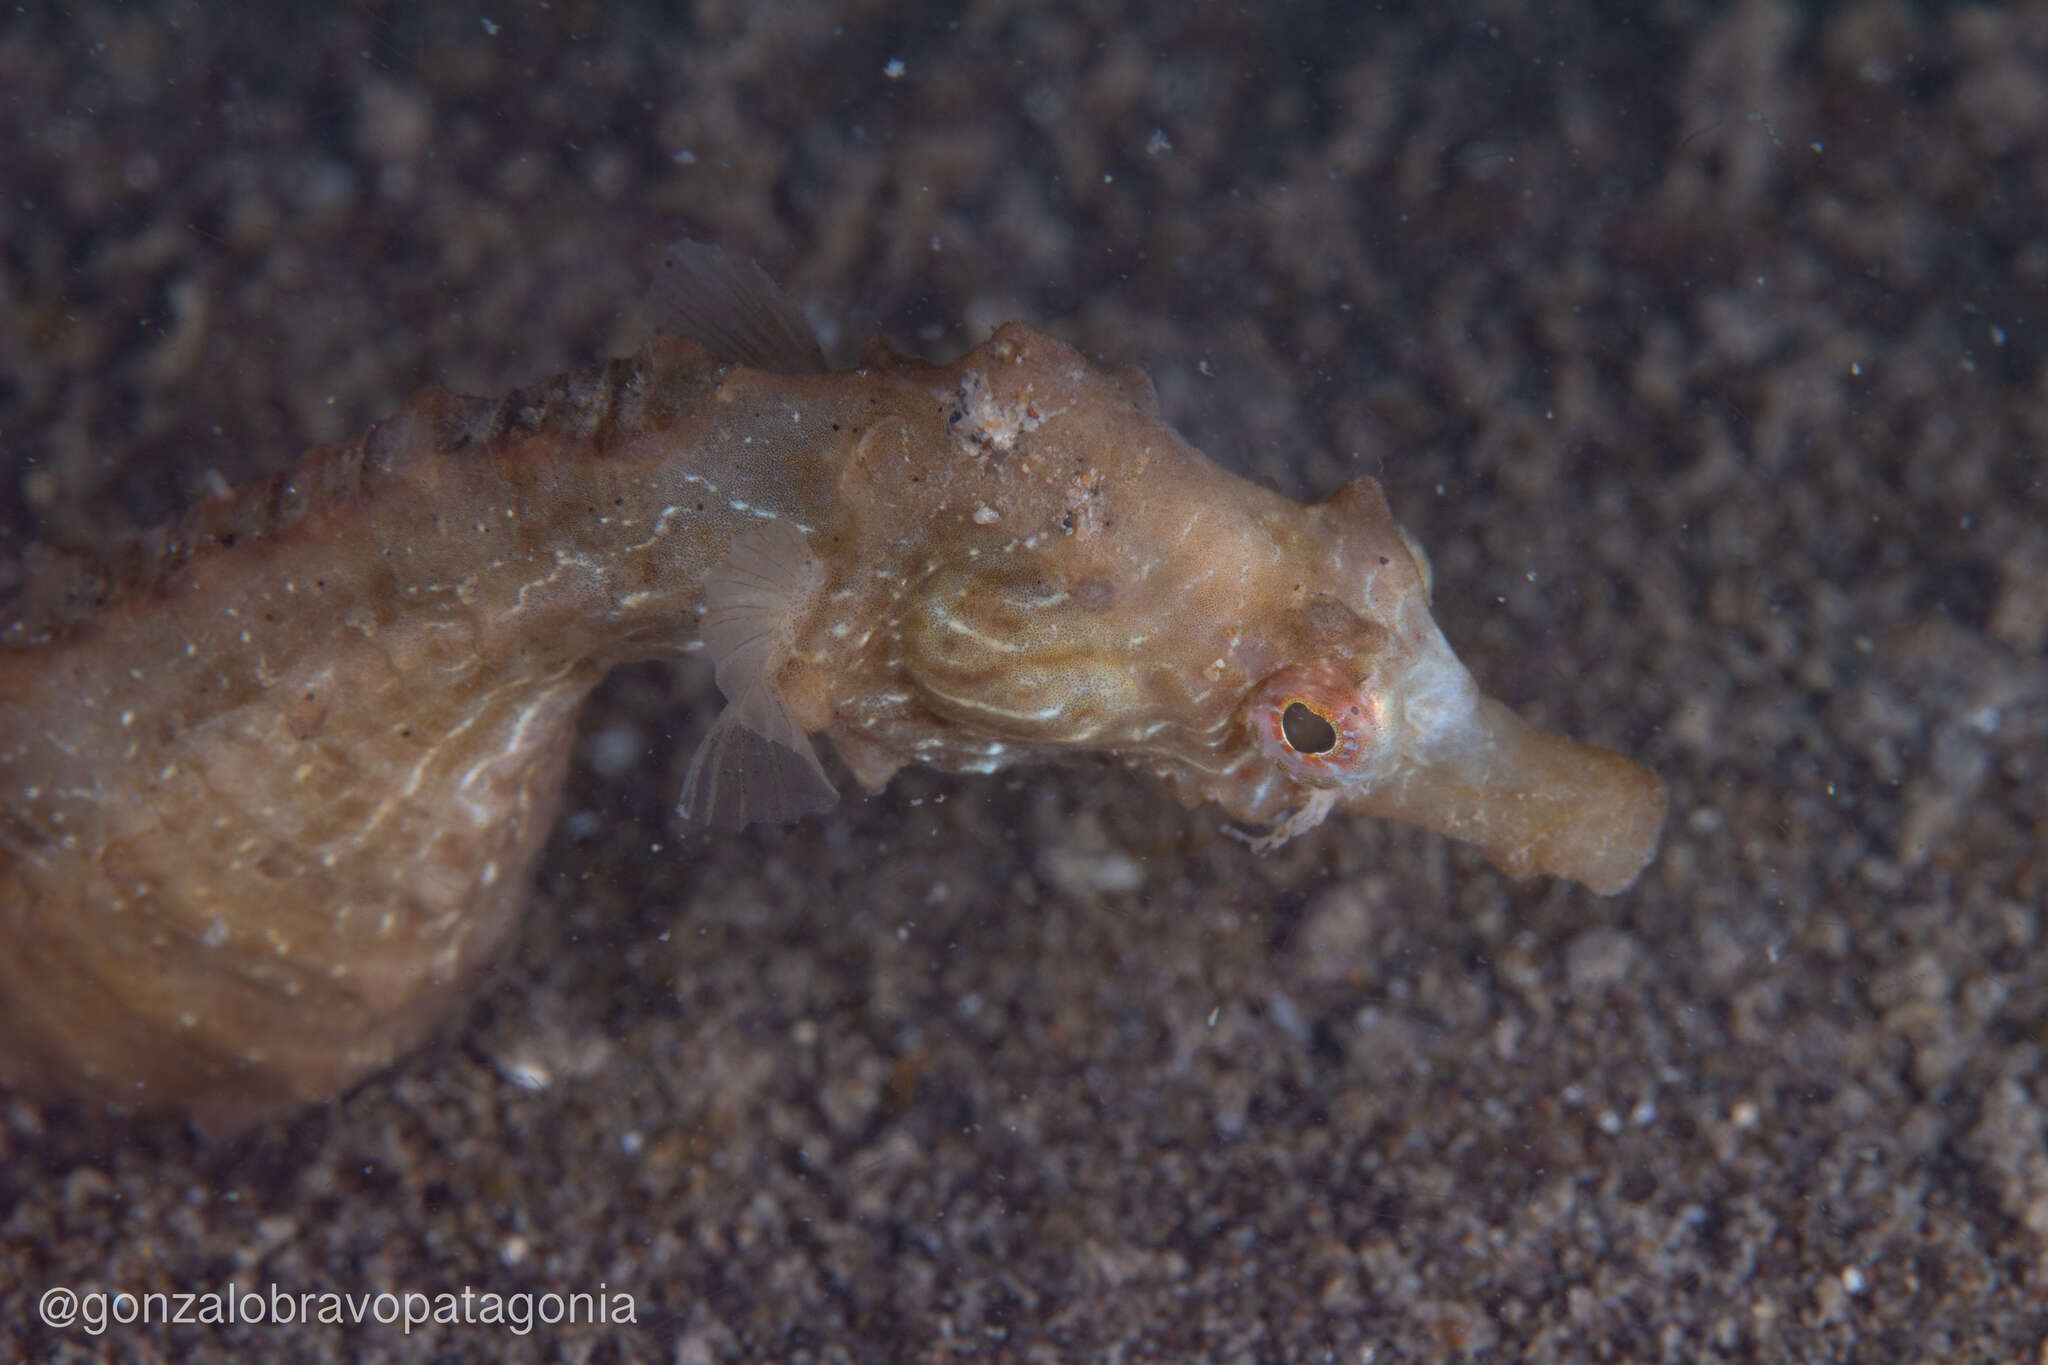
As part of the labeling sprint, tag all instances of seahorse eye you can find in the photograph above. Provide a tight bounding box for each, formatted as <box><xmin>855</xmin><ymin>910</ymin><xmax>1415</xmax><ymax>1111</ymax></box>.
<box><xmin>1280</xmin><ymin>701</ymin><xmax>1338</xmax><ymax>755</ymax></box>
<box><xmin>1248</xmin><ymin>661</ymin><xmax>1386</xmax><ymax>783</ymax></box>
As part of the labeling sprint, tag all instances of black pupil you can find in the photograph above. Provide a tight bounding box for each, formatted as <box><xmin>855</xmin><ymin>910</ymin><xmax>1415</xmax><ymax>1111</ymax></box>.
<box><xmin>1281</xmin><ymin>702</ymin><xmax>1338</xmax><ymax>755</ymax></box>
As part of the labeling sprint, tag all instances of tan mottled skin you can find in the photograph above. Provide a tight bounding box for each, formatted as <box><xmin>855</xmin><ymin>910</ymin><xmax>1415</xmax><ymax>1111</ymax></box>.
<box><xmin>0</xmin><ymin>325</ymin><xmax>1664</xmax><ymax>1132</ymax></box>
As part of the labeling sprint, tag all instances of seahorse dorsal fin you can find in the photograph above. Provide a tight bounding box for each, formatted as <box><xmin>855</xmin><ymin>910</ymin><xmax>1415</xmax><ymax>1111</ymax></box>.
<box><xmin>677</xmin><ymin>519</ymin><xmax>837</xmax><ymax>830</ymax></box>
<box><xmin>653</xmin><ymin>239</ymin><xmax>827</xmax><ymax>375</ymax></box>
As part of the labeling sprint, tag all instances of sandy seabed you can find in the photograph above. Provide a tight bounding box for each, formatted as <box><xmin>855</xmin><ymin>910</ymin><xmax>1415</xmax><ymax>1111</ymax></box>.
<box><xmin>3</xmin><ymin>2</ymin><xmax>2046</xmax><ymax>1361</ymax></box>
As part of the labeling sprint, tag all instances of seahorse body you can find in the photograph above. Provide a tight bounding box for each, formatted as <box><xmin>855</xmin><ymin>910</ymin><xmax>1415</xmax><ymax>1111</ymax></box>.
<box><xmin>0</xmin><ymin>257</ymin><xmax>1664</xmax><ymax>1131</ymax></box>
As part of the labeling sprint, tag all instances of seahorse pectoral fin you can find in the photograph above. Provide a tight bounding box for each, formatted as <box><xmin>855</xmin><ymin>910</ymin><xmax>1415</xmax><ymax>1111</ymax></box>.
<box><xmin>677</xmin><ymin>519</ymin><xmax>838</xmax><ymax>830</ymax></box>
<box><xmin>678</xmin><ymin>682</ymin><xmax>838</xmax><ymax>829</ymax></box>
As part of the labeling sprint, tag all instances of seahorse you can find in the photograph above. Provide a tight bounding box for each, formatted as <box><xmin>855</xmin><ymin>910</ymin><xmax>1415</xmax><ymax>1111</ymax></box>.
<box><xmin>0</xmin><ymin>244</ymin><xmax>1665</xmax><ymax>1133</ymax></box>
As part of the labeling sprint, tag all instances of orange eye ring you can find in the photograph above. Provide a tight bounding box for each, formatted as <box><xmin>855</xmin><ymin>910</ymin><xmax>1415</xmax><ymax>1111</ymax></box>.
<box><xmin>1249</xmin><ymin>662</ymin><xmax>1382</xmax><ymax>779</ymax></box>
